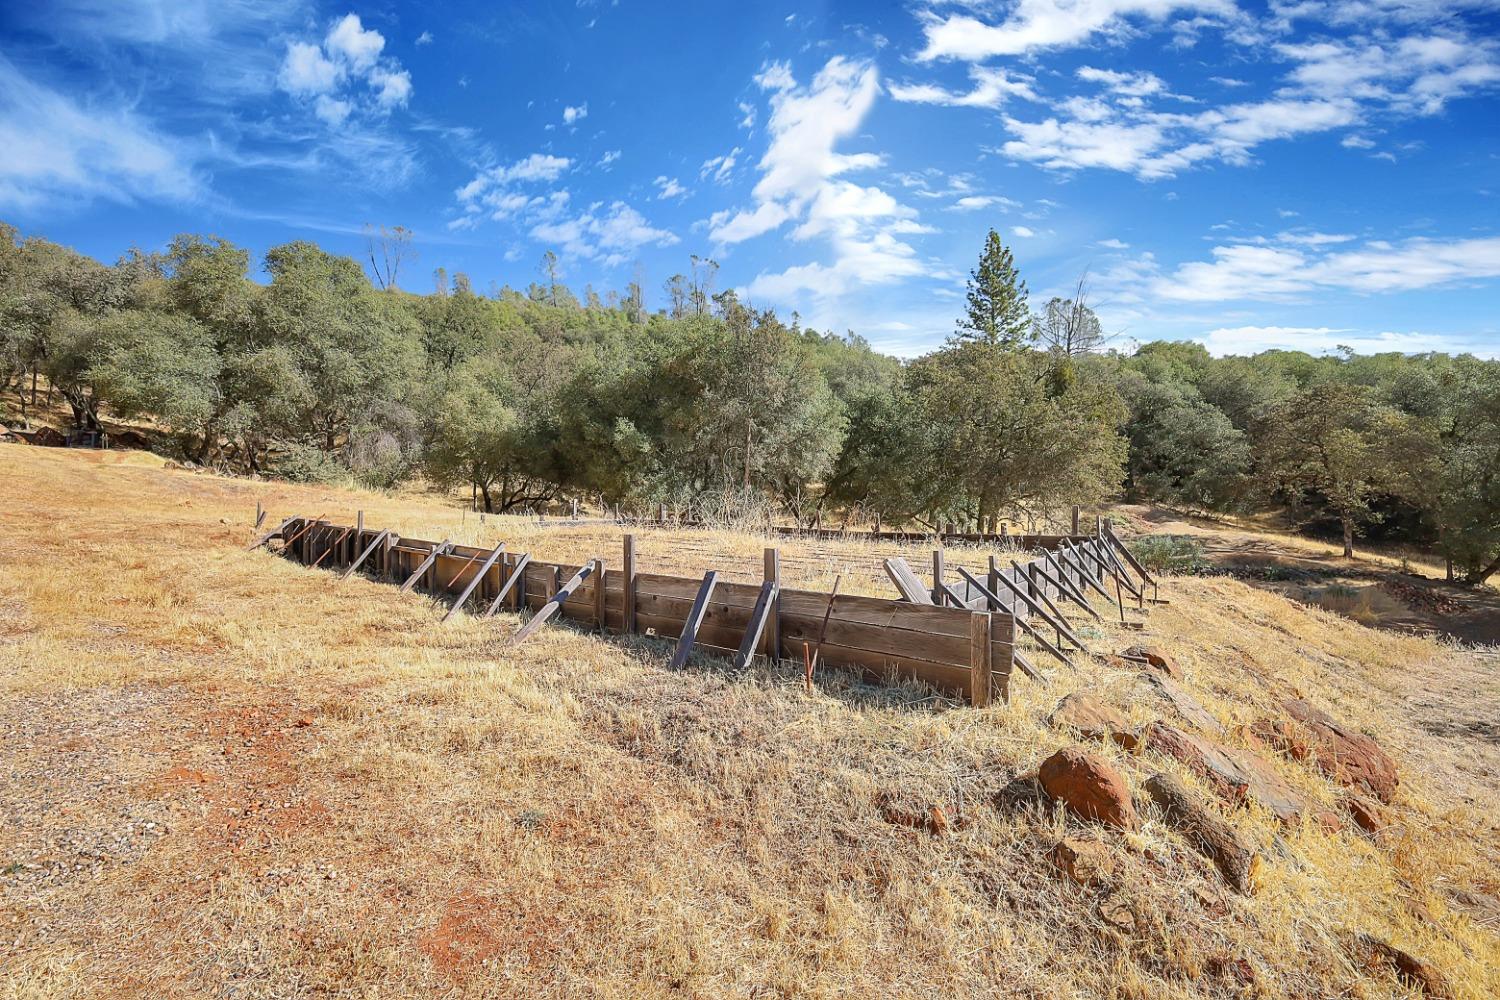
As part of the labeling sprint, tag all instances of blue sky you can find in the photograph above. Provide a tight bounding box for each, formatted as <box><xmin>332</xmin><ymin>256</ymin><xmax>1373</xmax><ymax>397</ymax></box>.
<box><xmin>2</xmin><ymin>0</ymin><xmax>1498</xmax><ymax>357</ymax></box>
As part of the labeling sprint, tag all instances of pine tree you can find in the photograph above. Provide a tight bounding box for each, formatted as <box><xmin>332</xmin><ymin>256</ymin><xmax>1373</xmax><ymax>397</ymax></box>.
<box><xmin>955</xmin><ymin>229</ymin><xmax>1030</xmax><ymax>348</ymax></box>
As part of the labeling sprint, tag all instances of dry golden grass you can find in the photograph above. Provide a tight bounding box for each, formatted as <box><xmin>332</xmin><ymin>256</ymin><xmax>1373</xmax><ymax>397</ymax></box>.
<box><xmin>1</xmin><ymin>445</ymin><xmax>1497</xmax><ymax>999</ymax></box>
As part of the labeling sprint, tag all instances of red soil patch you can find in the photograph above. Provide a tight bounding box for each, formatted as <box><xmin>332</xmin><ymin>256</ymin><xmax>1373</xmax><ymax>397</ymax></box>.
<box><xmin>418</xmin><ymin>888</ymin><xmax>569</xmax><ymax>984</ymax></box>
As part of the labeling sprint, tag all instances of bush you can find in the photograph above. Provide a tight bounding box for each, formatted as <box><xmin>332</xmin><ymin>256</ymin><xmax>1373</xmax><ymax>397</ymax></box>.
<box><xmin>272</xmin><ymin>444</ymin><xmax>350</xmax><ymax>485</ymax></box>
<box><xmin>1129</xmin><ymin>534</ymin><xmax>1210</xmax><ymax>576</ymax></box>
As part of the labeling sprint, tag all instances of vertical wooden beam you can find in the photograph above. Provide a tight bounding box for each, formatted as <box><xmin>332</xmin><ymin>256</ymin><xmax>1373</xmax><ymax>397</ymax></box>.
<box><xmin>593</xmin><ymin>558</ymin><xmax>606</xmax><ymax>631</ymax></box>
<box><xmin>622</xmin><ymin>534</ymin><xmax>637</xmax><ymax>634</ymax></box>
<box><xmin>763</xmin><ymin>546</ymin><xmax>781</xmax><ymax>660</ymax></box>
<box><xmin>1072</xmin><ymin>505</ymin><xmax>1080</xmax><ymax>536</ymax></box>
<box><xmin>931</xmin><ymin>549</ymin><xmax>945</xmax><ymax>606</ymax></box>
<box><xmin>969</xmin><ymin>611</ymin><xmax>992</xmax><ymax>708</ymax></box>
<box><xmin>987</xmin><ymin>555</ymin><xmax>1000</xmax><ymax>610</ymax></box>
<box><xmin>255</xmin><ymin>502</ymin><xmax>265</xmax><ymax>529</ymax></box>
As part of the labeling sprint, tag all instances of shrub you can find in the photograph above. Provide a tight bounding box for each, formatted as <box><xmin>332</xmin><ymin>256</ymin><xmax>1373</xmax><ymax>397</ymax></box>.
<box><xmin>1129</xmin><ymin>534</ymin><xmax>1210</xmax><ymax>576</ymax></box>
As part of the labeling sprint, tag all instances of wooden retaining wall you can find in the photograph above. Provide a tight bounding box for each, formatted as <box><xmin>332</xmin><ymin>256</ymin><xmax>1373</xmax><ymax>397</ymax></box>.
<box><xmin>274</xmin><ymin>518</ymin><xmax>1021</xmax><ymax>706</ymax></box>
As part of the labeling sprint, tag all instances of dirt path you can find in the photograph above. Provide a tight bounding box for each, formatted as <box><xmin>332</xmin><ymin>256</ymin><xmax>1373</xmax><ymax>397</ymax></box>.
<box><xmin>1116</xmin><ymin>506</ymin><xmax>1500</xmax><ymax>645</ymax></box>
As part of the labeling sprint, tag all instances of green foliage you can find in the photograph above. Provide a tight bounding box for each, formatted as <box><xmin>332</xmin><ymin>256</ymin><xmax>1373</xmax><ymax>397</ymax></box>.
<box><xmin>955</xmin><ymin>229</ymin><xmax>1030</xmax><ymax>348</ymax></box>
<box><xmin>4</xmin><ymin>217</ymin><xmax>1498</xmax><ymax>584</ymax></box>
<box><xmin>1129</xmin><ymin>535</ymin><xmax>1210</xmax><ymax>576</ymax></box>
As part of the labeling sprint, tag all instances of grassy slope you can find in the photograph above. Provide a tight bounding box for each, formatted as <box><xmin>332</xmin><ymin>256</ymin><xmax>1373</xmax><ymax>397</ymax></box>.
<box><xmin>1</xmin><ymin>446</ymin><xmax>1496</xmax><ymax>999</ymax></box>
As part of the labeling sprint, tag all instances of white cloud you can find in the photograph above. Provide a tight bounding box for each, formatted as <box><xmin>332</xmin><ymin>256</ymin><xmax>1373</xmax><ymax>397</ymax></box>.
<box><xmin>368</xmin><ymin>66</ymin><xmax>412</xmax><ymax>108</ymax></box>
<box><xmin>948</xmin><ymin>194</ymin><xmax>1020</xmax><ymax>211</ymax></box>
<box><xmin>325</xmin><ymin>13</ymin><xmax>384</xmax><ymax>71</ymax></box>
<box><xmin>313</xmin><ymin>94</ymin><xmax>353</xmax><ymax>125</ymax></box>
<box><xmin>277</xmin><ymin>14</ymin><xmax>413</xmax><ymax>124</ymax></box>
<box><xmin>0</xmin><ymin>55</ymin><xmax>200</xmax><ymax>210</ymax></box>
<box><xmin>562</xmin><ymin>103</ymin><xmax>588</xmax><ymax>125</ymax></box>
<box><xmin>715</xmin><ymin>57</ymin><xmax>933</xmax><ymax>305</ymax></box>
<box><xmin>531</xmin><ymin>200</ymin><xmax>678</xmax><ymax>267</ymax></box>
<box><xmin>889</xmin><ymin>66</ymin><xmax>1037</xmax><ymax>107</ymax></box>
<box><xmin>454</xmin><ymin>154</ymin><xmax>572</xmax><ymax>216</ymax></box>
<box><xmin>654</xmin><ymin>175</ymin><xmax>688</xmax><ymax>200</ymax></box>
<box><xmin>1153</xmin><ymin>234</ymin><xmax>1500</xmax><ymax>301</ymax></box>
<box><xmin>916</xmin><ymin>0</ymin><xmax>1234</xmax><ymax>61</ymax></box>
<box><xmin>700</xmin><ymin>147</ymin><xmax>740</xmax><ymax>183</ymax></box>
<box><xmin>598</xmin><ymin>149</ymin><xmax>622</xmax><ymax>168</ymax></box>
<box><xmin>1199</xmin><ymin>326</ymin><xmax>1496</xmax><ymax>357</ymax></box>
<box><xmin>1013</xmin><ymin>225</ymin><xmax>1037</xmax><ymax>237</ymax></box>
<box><xmin>1076</xmin><ymin>66</ymin><xmax>1166</xmax><ymax>97</ymax></box>
<box><xmin>1341</xmin><ymin>133</ymin><xmax>1377</xmax><ymax>149</ymax></box>
<box><xmin>279</xmin><ymin>41</ymin><xmax>340</xmax><ymax>96</ymax></box>
<box><xmin>416</xmin><ymin>31</ymin><xmax>434</xmax><ymax>46</ymax></box>
<box><xmin>1099</xmin><ymin>237</ymin><xmax>1130</xmax><ymax>248</ymax></box>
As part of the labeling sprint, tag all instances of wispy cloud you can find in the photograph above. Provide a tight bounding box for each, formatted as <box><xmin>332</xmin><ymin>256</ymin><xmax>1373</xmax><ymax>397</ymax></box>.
<box><xmin>0</xmin><ymin>55</ymin><xmax>201</xmax><ymax>211</ymax></box>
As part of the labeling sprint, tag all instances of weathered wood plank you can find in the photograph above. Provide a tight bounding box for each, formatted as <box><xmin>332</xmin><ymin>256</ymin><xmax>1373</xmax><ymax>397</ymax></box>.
<box><xmin>442</xmin><ymin>544</ymin><xmax>506</xmax><ymax>623</ymax></box>
<box><xmin>340</xmin><ymin>529</ymin><xmax>392</xmax><ymax>581</ymax></box>
<box><xmin>510</xmin><ymin>560</ymin><xmax>598</xmax><ymax>646</ymax></box>
<box><xmin>970</xmin><ymin>611</ymin><xmax>993</xmax><ymax>708</ymax></box>
<box><xmin>669</xmin><ymin>572</ymin><xmax>720</xmax><ymax>669</ymax></box>
<box><xmin>400</xmin><ymin>540</ymin><xmax>451</xmax><ymax>594</ymax></box>
<box><xmin>483</xmin><ymin>553</ymin><xmax>531</xmax><ymax>618</ymax></box>
<box><xmin>734</xmin><ymin>581</ymin><xmax>779</xmax><ymax>670</ymax></box>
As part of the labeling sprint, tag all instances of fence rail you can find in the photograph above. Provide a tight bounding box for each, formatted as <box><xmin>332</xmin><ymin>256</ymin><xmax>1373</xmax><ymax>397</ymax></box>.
<box><xmin>261</xmin><ymin>515</ymin><xmax>1154</xmax><ymax>708</ymax></box>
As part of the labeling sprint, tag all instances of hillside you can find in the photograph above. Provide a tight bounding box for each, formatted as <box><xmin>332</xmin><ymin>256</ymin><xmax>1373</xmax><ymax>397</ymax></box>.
<box><xmin>1</xmin><ymin>445</ymin><xmax>1497</xmax><ymax>998</ymax></box>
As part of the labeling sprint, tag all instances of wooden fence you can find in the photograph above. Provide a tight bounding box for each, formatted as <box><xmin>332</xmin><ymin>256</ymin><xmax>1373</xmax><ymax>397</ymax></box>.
<box><xmin>257</xmin><ymin>516</ymin><xmax>1155</xmax><ymax>709</ymax></box>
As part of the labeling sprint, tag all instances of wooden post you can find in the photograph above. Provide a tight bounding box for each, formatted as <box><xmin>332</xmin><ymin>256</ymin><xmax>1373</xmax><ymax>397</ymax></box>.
<box><xmin>1071</xmin><ymin>506</ymin><xmax>1080</xmax><ymax>535</ymax></box>
<box><xmin>571</xmin><ymin>498</ymin><xmax>579</xmax><ymax>520</ymax></box>
<box><xmin>622</xmin><ymin>534</ymin><xmax>637</xmax><ymax>635</ymax></box>
<box><xmin>970</xmin><ymin>611</ymin><xmax>993</xmax><ymax>708</ymax></box>
<box><xmin>255</xmin><ymin>502</ymin><xmax>264</xmax><ymax>529</ymax></box>
<box><xmin>931</xmin><ymin>549</ymin><xmax>945</xmax><ymax>606</ymax></box>
<box><xmin>593</xmin><ymin>558</ymin><xmax>606</xmax><ymax>631</ymax></box>
<box><xmin>763</xmin><ymin>547</ymin><xmax>781</xmax><ymax>660</ymax></box>
<box><xmin>657</xmin><ymin>503</ymin><xmax>665</xmax><ymax>525</ymax></box>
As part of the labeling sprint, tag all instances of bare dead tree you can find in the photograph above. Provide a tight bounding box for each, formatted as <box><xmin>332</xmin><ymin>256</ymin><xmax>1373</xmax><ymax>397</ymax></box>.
<box><xmin>364</xmin><ymin>224</ymin><xmax>416</xmax><ymax>291</ymax></box>
<box><xmin>1033</xmin><ymin>272</ymin><xmax>1106</xmax><ymax>358</ymax></box>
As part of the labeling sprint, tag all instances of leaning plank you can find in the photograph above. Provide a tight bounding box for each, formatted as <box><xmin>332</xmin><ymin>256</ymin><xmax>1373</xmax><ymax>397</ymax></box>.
<box><xmin>340</xmin><ymin>529</ymin><xmax>392</xmax><ymax>581</ymax></box>
<box><xmin>246</xmin><ymin>515</ymin><xmax>297</xmax><ymax>552</ymax></box>
<box><xmin>1010</xmin><ymin>559</ymin><xmax>1086</xmax><ymax>645</ymax></box>
<box><xmin>734</xmin><ymin>580</ymin><xmax>779</xmax><ymax>670</ymax></box>
<box><xmin>482</xmin><ymin>553</ymin><xmax>531</xmax><ymax>618</ymax></box>
<box><xmin>1042</xmin><ymin>549</ymin><xmax>1102</xmax><ymax>619</ymax></box>
<box><xmin>955</xmin><ymin>566</ymin><xmax>1074</xmax><ymax>669</ymax></box>
<box><xmin>1012</xmin><ymin>648</ymin><xmax>1047</xmax><ymax>684</ymax></box>
<box><xmin>669</xmin><ymin>571</ymin><xmax>720</xmax><ymax>669</ymax></box>
<box><xmin>1061</xmin><ymin>542</ymin><xmax>1117</xmax><ymax>604</ymax></box>
<box><xmin>978</xmin><ymin>565</ymin><xmax>1089</xmax><ymax>654</ymax></box>
<box><xmin>509</xmin><ymin>560</ymin><xmax>598</xmax><ymax>647</ymax></box>
<box><xmin>400</xmin><ymin>539</ymin><xmax>451</xmax><ymax>594</ymax></box>
<box><xmin>441</xmin><ymin>543</ymin><xmax>506</xmax><ymax>623</ymax></box>
<box><xmin>883</xmin><ymin>558</ymin><xmax>935</xmax><ymax>605</ymax></box>
<box><xmin>1105</xmin><ymin>523</ymin><xmax>1156</xmax><ymax>587</ymax></box>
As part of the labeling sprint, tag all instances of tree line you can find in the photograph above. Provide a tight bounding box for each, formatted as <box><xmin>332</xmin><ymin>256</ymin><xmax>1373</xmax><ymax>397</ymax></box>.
<box><xmin>3</xmin><ymin>221</ymin><xmax>1498</xmax><ymax>583</ymax></box>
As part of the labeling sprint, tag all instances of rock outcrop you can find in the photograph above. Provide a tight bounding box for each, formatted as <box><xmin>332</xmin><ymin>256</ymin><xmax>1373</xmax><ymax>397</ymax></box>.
<box><xmin>1038</xmin><ymin>748</ymin><xmax>1140</xmax><ymax>830</ymax></box>
<box><xmin>1122</xmin><ymin>644</ymin><xmax>1183</xmax><ymax>680</ymax></box>
<box><xmin>1144</xmin><ymin>772</ymin><xmax>1260</xmax><ymax>895</ymax></box>
<box><xmin>1142</xmin><ymin>722</ymin><xmax>1309</xmax><ymax>824</ymax></box>
<box><xmin>1049</xmin><ymin>693</ymin><xmax>1138</xmax><ymax>749</ymax></box>
<box><xmin>1256</xmin><ymin>699</ymin><xmax>1398</xmax><ymax>803</ymax></box>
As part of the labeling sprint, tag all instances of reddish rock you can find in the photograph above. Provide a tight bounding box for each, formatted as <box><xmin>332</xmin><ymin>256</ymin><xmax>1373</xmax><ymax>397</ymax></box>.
<box><xmin>1344</xmin><ymin>792</ymin><xmax>1386</xmax><ymax>835</ymax></box>
<box><xmin>1142</xmin><ymin>722</ymin><xmax>1309</xmax><ymax>825</ymax></box>
<box><xmin>1359</xmin><ymin>936</ymin><xmax>1453</xmax><ymax>998</ymax></box>
<box><xmin>1049</xmin><ymin>837</ymin><xmax>1117</xmax><ymax>887</ymax></box>
<box><xmin>1049</xmin><ymin>693</ymin><xmax>1138</xmax><ymax>749</ymax></box>
<box><xmin>1272</xmin><ymin>704</ymin><xmax>1398</xmax><ymax>803</ymax></box>
<box><xmin>1123</xmin><ymin>644</ymin><xmax>1182</xmax><ymax>680</ymax></box>
<box><xmin>1137</xmin><ymin>673</ymin><xmax>1224</xmax><ymax>735</ymax></box>
<box><xmin>1038</xmin><ymin>748</ymin><xmax>1140</xmax><ymax>830</ymax></box>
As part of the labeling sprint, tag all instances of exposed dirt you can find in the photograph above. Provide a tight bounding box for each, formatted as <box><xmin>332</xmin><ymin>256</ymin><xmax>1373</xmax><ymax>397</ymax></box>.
<box><xmin>1119</xmin><ymin>505</ymin><xmax>1500</xmax><ymax>645</ymax></box>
